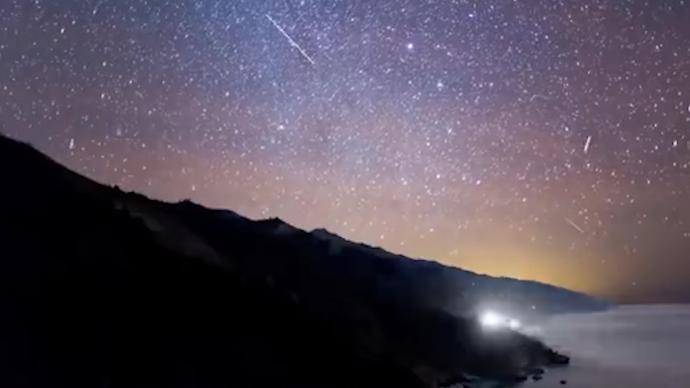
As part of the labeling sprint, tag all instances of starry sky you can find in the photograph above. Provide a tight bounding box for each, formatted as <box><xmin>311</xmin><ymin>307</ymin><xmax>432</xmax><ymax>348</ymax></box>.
<box><xmin>2</xmin><ymin>0</ymin><xmax>690</xmax><ymax>303</ymax></box>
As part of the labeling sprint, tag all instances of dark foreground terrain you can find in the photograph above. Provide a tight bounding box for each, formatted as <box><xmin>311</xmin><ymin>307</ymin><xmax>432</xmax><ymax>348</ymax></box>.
<box><xmin>0</xmin><ymin>134</ymin><xmax>595</xmax><ymax>387</ymax></box>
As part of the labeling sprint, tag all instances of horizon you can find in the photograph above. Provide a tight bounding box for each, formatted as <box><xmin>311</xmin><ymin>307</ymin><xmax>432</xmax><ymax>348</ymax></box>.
<box><xmin>2</xmin><ymin>1</ymin><xmax>689</xmax><ymax>303</ymax></box>
<box><xmin>2</xmin><ymin>130</ymin><xmax>682</xmax><ymax>305</ymax></box>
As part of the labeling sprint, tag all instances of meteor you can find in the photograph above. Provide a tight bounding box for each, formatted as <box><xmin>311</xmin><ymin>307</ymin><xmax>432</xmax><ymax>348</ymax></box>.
<box><xmin>565</xmin><ymin>217</ymin><xmax>585</xmax><ymax>234</ymax></box>
<box><xmin>584</xmin><ymin>135</ymin><xmax>592</xmax><ymax>154</ymax></box>
<box><xmin>266</xmin><ymin>14</ymin><xmax>315</xmax><ymax>66</ymax></box>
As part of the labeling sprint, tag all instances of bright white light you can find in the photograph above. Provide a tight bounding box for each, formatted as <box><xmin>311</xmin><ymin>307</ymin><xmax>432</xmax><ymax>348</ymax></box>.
<box><xmin>479</xmin><ymin>310</ymin><xmax>522</xmax><ymax>331</ymax></box>
<box><xmin>508</xmin><ymin>318</ymin><xmax>522</xmax><ymax>330</ymax></box>
<box><xmin>479</xmin><ymin>310</ymin><xmax>504</xmax><ymax>328</ymax></box>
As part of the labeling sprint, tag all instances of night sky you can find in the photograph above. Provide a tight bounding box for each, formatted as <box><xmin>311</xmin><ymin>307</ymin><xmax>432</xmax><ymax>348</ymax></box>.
<box><xmin>2</xmin><ymin>0</ymin><xmax>690</xmax><ymax>303</ymax></box>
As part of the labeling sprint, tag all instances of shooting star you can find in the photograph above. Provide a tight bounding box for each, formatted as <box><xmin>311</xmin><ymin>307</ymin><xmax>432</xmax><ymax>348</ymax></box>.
<box><xmin>92</xmin><ymin>0</ymin><xmax>106</xmax><ymax>16</ymax></box>
<box><xmin>583</xmin><ymin>135</ymin><xmax>592</xmax><ymax>154</ymax></box>
<box><xmin>266</xmin><ymin>14</ymin><xmax>315</xmax><ymax>66</ymax></box>
<box><xmin>565</xmin><ymin>217</ymin><xmax>585</xmax><ymax>234</ymax></box>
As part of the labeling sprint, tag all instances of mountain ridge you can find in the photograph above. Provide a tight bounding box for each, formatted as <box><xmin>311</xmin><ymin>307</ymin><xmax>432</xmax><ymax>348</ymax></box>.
<box><xmin>164</xmin><ymin>197</ymin><xmax>607</xmax><ymax>316</ymax></box>
<box><xmin>0</xmin><ymin>133</ymin><xmax>600</xmax><ymax>387</ymax></box>
<box><xmin>1</xmin><ymin>133</ymin><xmax>606</xmax><ymax>314</ymax></box>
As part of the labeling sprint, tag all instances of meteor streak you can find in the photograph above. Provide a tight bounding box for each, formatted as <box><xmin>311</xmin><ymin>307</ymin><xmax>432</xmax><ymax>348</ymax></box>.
<box><xmin>266</xmin><ymin>14</ymin><xmax>315</xmax><ymax>66</ymax></box>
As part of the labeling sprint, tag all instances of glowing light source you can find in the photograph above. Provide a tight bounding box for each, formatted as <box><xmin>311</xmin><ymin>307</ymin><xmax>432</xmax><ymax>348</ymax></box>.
<box><xmin>508</xmin><ymin>318</ymin><xmax>522</xmax><ymax>330</ymax></box>
<box><xmin>478</xmin><ymin>310</ymin><xmax>521</xmax><ymax>331</ymax></box>
<box><xmin>479</xmin><ymin>310</ymin><xmax>504</xmax><ymax>328</ymax></box>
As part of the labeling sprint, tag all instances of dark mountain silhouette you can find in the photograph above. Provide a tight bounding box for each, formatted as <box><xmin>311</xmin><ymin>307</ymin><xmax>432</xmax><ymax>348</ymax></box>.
<box><xmin>0</xmin><ymin>133</ymin><xmax>603</xmax><ymax>387</ymax></box>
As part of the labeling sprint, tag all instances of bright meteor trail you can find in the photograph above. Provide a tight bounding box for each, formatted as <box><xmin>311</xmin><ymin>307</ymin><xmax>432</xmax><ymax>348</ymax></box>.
<box><xmin>266</xmin><ymin>14</ymin><xmax>315</xmax><ymax>66</ymax></box>
<box><xmin>565</xmin><ymin>218</ymin><xmax>585</xmax><ymax>234</ymax></box>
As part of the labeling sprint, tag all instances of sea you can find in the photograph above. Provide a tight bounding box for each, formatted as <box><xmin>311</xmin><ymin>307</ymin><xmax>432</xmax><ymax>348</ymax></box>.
<box><xmin>522</xmin><ymin>304</ymin><xmax>690</xmax><ymax>387</ymax></box>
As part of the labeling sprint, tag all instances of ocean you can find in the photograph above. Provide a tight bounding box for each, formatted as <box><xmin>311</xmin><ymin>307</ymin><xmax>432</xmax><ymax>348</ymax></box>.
<box><xmin>523</xmin><ymin>304</ymin><xmax>690</xmax><ymax>387</ymax></box>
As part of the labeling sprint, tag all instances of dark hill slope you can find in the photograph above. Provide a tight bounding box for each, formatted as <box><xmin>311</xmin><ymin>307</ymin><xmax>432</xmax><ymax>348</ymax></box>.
<box><xmin>0</xmin><ymin>134</ymin><xmax>582</xmax><ymax>387</ymax></box>
<box><xmin>169</xmin><ymin>203</ymin><xmax>607</xmax><ymax>319</ymax></box>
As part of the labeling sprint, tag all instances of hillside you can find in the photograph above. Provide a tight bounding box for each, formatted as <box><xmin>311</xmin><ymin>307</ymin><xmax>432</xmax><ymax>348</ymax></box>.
<box><xmin>0</xmin><ymin>133</ymin><xmax>599</xmax><ymax>387</ymax></box>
